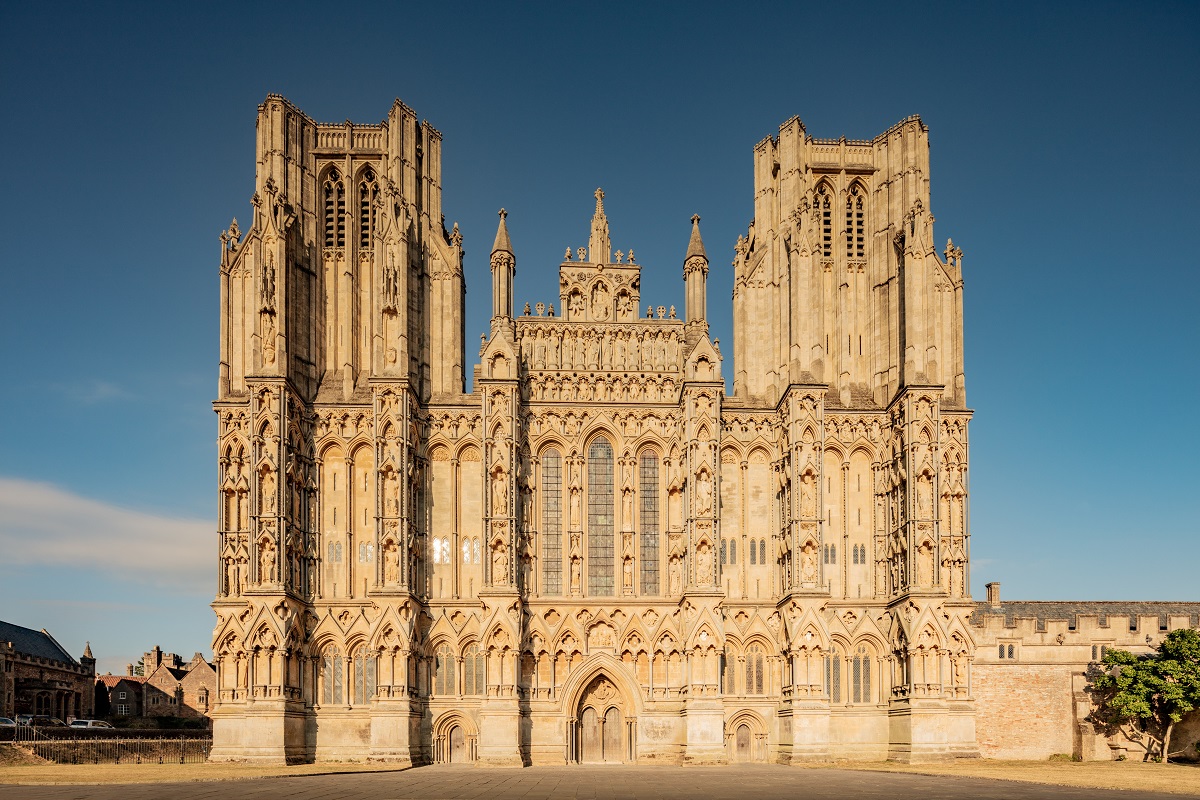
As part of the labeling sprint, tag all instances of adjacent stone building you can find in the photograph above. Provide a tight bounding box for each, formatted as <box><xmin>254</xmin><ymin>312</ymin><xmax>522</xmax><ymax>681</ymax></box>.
<box><xmin>0</xmin><ymin>620</ymin><xmax>95</xmax><ymax>721</ymax></box>
<box><xmin>142</xmin><ymin>647</ymin><xmax>216</xmax><ymax>721</ymax></box>
<box><xmin>207</xmin><ymin>95</ymin><xmax>1196</xmax><ymax>766</ymax></box>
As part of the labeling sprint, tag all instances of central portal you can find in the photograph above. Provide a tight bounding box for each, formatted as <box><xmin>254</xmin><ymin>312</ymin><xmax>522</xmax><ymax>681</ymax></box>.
<box><xmin>576</xmin><ymin>675</ymin><xmax>624</xmax><ymax>763</ymax></box>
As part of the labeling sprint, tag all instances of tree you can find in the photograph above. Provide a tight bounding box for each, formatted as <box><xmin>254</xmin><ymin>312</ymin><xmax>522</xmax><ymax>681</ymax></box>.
<box><xmin>1087</xmin><ymin>628</ymin><xmax>1200</xmax><ymax>763</ymax></box>
<box><xmin>134</xmin><ymin>657</ymin><xmax>144</xmax><ymax>677</ymax></box>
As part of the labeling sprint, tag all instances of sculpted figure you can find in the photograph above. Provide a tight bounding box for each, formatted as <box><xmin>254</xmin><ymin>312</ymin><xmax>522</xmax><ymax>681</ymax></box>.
<box><xmin>491</xmin><ymin>471</ymin><xmax>508</xmax><ymax>515</ymax></box>
<box><xmin>259</xmin><ymin>540</ymin><xmax>276</xmax><ymax>584</ymax></box>
<box><xmin>492</xmin><ymin>543</ymin><xmax>509</xmax><ymax>583</ymax></box>
<box><xmin>696</xmin><ymin>542</ymin><xmax>712</xmax><ymax>586</ymax></box>
<box><xmin>695</xmin><ymin>470</ymin><xmax>713</xmax><ymax>516</ymax></box>
<box><xmin>384</xmin><ymin>542</ymin><xmax>400</xmax><ymax>584</ymax></box>
<box><xmin>570</xmin><ymin>557</ymin><xmax>582</xmax><ymax>592</ymax></box>
<box><xmin>800</xmin><ymin>541</ymin><xmax>818</xmax><ymax>584</ymax></box>
<box><xmin>668</xmin><ymin>556</ymin><xmax>683</xmax><ymax>595</ymax></box>
<box><xmin>261</xmin><ymin>468</ymin><xmax>276</xmax><ymax>513</ymax></box>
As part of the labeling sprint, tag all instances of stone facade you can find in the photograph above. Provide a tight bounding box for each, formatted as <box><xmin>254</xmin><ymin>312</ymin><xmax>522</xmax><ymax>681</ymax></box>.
<box><xmin>0</xmin><ymin>620</ymin><xmax>95</xmax><ymax>721</ymax></box>
<box><xmin>208</xmin><ymin>95</ymin><xmax>976</xmax><ymax>766</ymax></box>
<box><xmin>142</xmin><ymin>648</ymin><xmax>216</xmax><ymax>721</ymax></box>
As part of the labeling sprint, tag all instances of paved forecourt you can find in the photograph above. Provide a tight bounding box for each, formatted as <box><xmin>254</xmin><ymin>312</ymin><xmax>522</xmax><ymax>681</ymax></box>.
<box><xmin>1</xmin><ymin>765</ymin><xmax>1194</xmax><ymax>800</ymax></box>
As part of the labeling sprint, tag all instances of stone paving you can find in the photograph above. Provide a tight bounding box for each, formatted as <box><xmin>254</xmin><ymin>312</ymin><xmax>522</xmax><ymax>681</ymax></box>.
<box><xmin>0</xmin><ymin>765</ymin><xmax>1192</xmax><ymax>800</ymax></box>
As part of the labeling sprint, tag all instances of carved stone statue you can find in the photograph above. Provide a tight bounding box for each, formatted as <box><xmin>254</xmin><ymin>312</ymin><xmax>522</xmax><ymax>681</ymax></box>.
<box><xmin>492</xmin><ymin>542</ymin><xmax>509</xmax><ymax>583</ymax></box>
<box><xmin>696</xmin><ymin>541</ymin><xmax>713</xmax><ymax>586</ymax></box>
<box><xmin>570</xmin><ymin>556</ymin><xmax>582</xmax><ymax>592</ymax></box>
<box><xmin>695</xmin><ymin>469</ymin><xmax>713</xmax><ymax>516</ymax></box>
<box><xmin>259</xmin><ymin>540</ymin><xmax>276</xmax><ymax>584</ymax></box>
<box><xmin>800</xmin><ymin>541</ymin><xmax>818</xmax><ymax>585</ymax></box>
<box><xmin>491</xmin><ymin>470</ymin><xmax>508</xmax><ymax>516</ymax></box>
<box><xmin>261</xmin><ymin>468</ymin><xmax>276</xmax><ymax>513</ymax></box>
<box><xmin>668</xmin><ymin>556</ymin><xmax>683</xmax><ymax>595</ymax></box>
<box><xmin>384</xmin><ymin>542</ymin><xmax>400</xmax><ymax>584</ymax></box>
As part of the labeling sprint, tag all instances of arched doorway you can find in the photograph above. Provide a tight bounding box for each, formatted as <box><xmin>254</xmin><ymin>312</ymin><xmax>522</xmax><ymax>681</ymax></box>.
<box><xmin>448</xmin><ymin>724</ymin><xmax>466</xmax><ymax>763</ymax></box>
<box><xmin>576</xmin><ymin>675</ymin><xmax>624</xmax><ymax>763</ymax></box>
<box><xmin>735</xmin><ymin>723</ymin><xmax>751</xmax><ymax>762</ymax></box>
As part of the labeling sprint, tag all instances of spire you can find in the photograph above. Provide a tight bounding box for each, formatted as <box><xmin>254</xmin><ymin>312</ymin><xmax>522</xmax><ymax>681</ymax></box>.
<box><xmin>83</xmin><ymin>641</ymin><xmax>93</xmax><ymax>659</ymax></box>
<box><xmin>491</xmin><ymin>208</ymin><xmax>512</xmax><ymax>255</ymax></box>
<box><xmin>588</xmin><ymin>188</ymin><xmax>611</xmax><ymax>263</ymax></box>
<box><xmin>685</xmin><ymin>214</ymin><xmax>707</xmax><ymax>261</ymax></box>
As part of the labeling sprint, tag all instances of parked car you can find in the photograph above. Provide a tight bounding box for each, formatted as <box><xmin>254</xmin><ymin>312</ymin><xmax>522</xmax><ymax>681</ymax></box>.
<box><xmin>14</xmin><ymin>714</ymin><xmax>32</xmax><ymax>726</ymax></box>
<box><xmin>0</xmin><ymin>717</ymin><xmax>15</xmax><ymax>727</ymax></box>
<box><xmin>68</xmin><ymin>720</ymin><xmax>114</xmax><ymax>729</ymax></box>
<box><xmin>28</xmin><ymin>716</ymin><xmax>66</xmax><ymax>727</ymax></box>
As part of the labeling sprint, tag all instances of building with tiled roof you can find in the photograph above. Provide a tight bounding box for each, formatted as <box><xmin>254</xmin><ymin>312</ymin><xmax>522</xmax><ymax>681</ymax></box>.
<box><xmin>0</xmin><ymin>619</ymin><xmax>95</xmax><ymax>721</ymax></box>
<box><xmin>969</xmin><ymin>583</ymin><xmax>1200</xmax><ymax>760</ymax></box>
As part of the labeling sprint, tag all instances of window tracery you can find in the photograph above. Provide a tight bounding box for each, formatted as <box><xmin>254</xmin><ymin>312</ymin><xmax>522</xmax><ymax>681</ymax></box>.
<box><xmin>851</xmin><ymin>644</ymin><xmax>872</xmax><ymax>704</ymax></box>
<box><xmin>639</xmin><ymin>452</ymin><xmax>660</xmax><ymax>595</ymax></box>
<box><xmin>321</xmin><ymin>646</ymin><xmax>342</xmax><ymax>705</ymax></box>
<box><xmin>542</xmin><ymin>449</ymin><xmax>563</xmax><ymax>595</ymax></box>
<box><xmin>322</xmin><ymin>169</ymin><xmax>346</xmax><ymax>248</ymax></box>
<box><xmin>351</xmin><ymin>647</ymin><xmax>376</xmax><ymax>705</ymax></box>
<box><xmin>815</xmin><ymin>183</ymin><xmax>833</xmax><ymax>258</ymax></box>
<box><xmin>745</xmin><ymin>644</ymin><xmax>765</xmax><ymax>695</ymax></box>
<box><xmin>359</xmin><ymin>167</ymin><xmax>378</xmax><ymax>248</ymax></box>
<box><xmin>462</xmin><ymin>644</ymin><xmax>485</xmax><ymax>696</ymax></box>
<box><xmin>434</xmin><ymin>644</ymin><xmax>455</xmax><ymax>695</ymax></box>
<box><xmin>587</xmin><ymin>437</ymin><xmax>615</xmax><ymax>596</ymax></box>
<box><xmin>845</xmin><ymin>183</ymin><xmax>865</xmax><ymax>259</ymax></box>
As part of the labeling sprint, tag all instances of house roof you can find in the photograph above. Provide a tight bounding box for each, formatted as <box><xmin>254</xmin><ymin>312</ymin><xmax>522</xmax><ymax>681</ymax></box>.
<box><xmin>0</xmin><ymin>620</ymin><xmax>76</xmax><ymax>664</ymax></box>
<box><xmin>97</xmin><ymin>674</ymin><xmax>147</xmax><ymax>689</ymax></box>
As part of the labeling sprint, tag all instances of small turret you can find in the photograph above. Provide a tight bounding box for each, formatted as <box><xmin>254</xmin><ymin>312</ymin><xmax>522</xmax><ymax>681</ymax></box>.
<box><xmin>588</xmin><ymin>188</ymin><xmax>611</xmax><ymax>264</ymax></box>
<box><xmin>490</xmin><ymin>208</ymin><xmax>515</xmax><ymax>327</ymax></box>
<box><xmin>683</xmin><ymin>214</ymin><xmax>709</xmax><ymax>337</ymax></box>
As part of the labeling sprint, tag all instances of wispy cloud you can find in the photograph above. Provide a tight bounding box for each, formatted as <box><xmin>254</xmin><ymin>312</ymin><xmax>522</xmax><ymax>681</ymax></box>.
<box><xmin>0</xmin><ymin>478</ymin><xmax>212</xmax><ymax>593</ymax></box>
<box><xmin>51</xmin><ymin>379</ymin><xmax>135</xmax><ymax>405</ymax></box>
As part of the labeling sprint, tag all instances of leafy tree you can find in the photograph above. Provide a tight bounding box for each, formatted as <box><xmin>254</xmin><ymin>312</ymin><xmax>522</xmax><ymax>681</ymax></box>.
<box><xmin>134</xmin><ymin>657</ymin><xmax>144</xmax><ymax>677</ymax></box>
<box><xmin>1087</xmin><ymin>628</ymin><xmax>1200</xmax><ymax>763</ymax></box>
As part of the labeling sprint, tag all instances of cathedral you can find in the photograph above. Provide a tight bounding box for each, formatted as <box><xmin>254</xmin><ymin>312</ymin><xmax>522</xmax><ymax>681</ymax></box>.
<box><xmin>209</xmin><ymin>94</ymin><xmax>976</xmax><ymax>765</ymax></box>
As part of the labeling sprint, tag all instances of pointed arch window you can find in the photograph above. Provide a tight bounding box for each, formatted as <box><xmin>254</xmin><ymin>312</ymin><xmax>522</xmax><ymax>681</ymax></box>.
<box><xmin>815</xmin><ymin>183</ymin><xmax>833</xmax><ymax>258</ymax></box>
<box><xmin>322</xmin><ymin>169</ymin><xmax>346</xmax><ymax>248</ymax></box>
<box><xmin>359</xmin><ymin>167</ymin><xmax>379</xmax><ymax>248</ymax></box>
<box><xmin>851</xmin><ymin>644</ymin><xmax>872</xmax><ymax>704</ymax></box>
<box><xmin>845</xmin><ymin>183</ymin><xmax>866</xmax><ymax>259</ymax></box>
<box><xmin>462</xmin><ymin>644</ymin><xmax>485</xmax><ymax>696</ymax></box>
<box><xmin>434</xmin><ymin>644</ymin><xmax>455</xmax><ymax>696</ymax></box>
<box><xmin>351</xmin><ymin>647</ymin><xmax>376</xmax><ymax>705</ymax></box>
<box><xmin>745</xmin><ymin>644</ymin><xmax>766</xmax><ymax>695</ymax></box>
<box><xmin>321</xmin><ymin>647</ymin><xmax>342</xmax><ymax>705</ymax></box>
<box><xmin>542</xmin><ymin>449</ymin><xmax>563</xmax><ymax>595</ymax></box>
<box><xmin>587</xmin><ymin>437</ymin><xmax>615</xmax><ymax>596</ymax></box>
<box><xmin>824</xmin><ymin>647</ymin><xmax>842</xmax><ymax>703</ymax></box>
<box><xmin>639</xmin><ymin>452</ymin><xmax>660</xmax><ymax>595</ymax></box>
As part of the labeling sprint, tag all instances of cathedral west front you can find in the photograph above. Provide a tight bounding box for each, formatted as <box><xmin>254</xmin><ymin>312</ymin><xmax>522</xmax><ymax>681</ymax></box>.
<box><xmin>209</xmin><ymin>95</ymin><xmax>977</xmax><ymax>765</ymax></box>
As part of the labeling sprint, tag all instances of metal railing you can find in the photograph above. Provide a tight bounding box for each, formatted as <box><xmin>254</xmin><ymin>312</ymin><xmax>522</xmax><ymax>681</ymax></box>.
<box><xmin>11</xmin><ymin>726</ymin><xmax>212</xmax><ymax>764</ymax></box>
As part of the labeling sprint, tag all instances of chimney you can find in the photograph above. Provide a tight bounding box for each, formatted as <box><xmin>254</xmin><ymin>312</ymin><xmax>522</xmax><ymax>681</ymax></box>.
<box><xmin>985</xmin><ymin>582</ymin><xmax>1001</xmax><ymax>607</ymax></box>
<box><xmin>126</xmin><ymin>664</ymin><xmax>134</xmax><ymax>676</ymax></box>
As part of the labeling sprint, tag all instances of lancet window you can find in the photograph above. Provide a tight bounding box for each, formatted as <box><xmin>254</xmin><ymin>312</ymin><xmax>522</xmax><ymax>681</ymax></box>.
<box><xmin>351</xmin><ymin>648</ymin><xmax>376</xmax><ymax>705</ymax></box>
<box><xmin>322</xmin><ymin>169</ymin><xmax>346</xmax><ymax>248</ymax></box>
<box><xmin>825</xmin><ymin>647</ymin><xmax>842</xmax><ymax>703</ymax></box>
<box><xmin>745</xmin><ymin>644</ymin><xmax>766</xmax><ymax>695</ymax></box>
<box><xmin>815</xmin><ymin>183</ymin><xmax>833</xmax><ymax>258</ymax></box>
<box><xmin>639</xmin><ymin>452</ymin><xmax>660</xmax><ymax>594</ymax></box>
<box><xmin>434</xmin><ymin>644</ymin><xmax>455</xmax><ymax>696</ymax></box>
<box><xmin>851</xmin><ymin>644</ymin><xmax>872</xmax><ymax>704</ymax></box>
<box><xmin>359</xmin><ymin>167</ymin><xmax>378</xmax><ymax>248</ymax></box>
<box><xmin>462</xmin><ymin>644</ymin><xmax>485</xmax><ymax>696</ymax></box>
<box><xmin>845</xmin><ymin>183</ymin><xmax>865</xmax><ymax>259</ymax></box>
<box><xmin>321</xmin><ymin>647</ymin><xmax>342</xmax><ymax>705</ymax></box>
<box><xmin>587</xmin><ymin>437</ymin><xmax>615</xmax><ymax>596</ymax></box>
<box><xmin>542</xmin><ymin>449</ymin><xmax>563</xmax><ymax>595</ymax></box>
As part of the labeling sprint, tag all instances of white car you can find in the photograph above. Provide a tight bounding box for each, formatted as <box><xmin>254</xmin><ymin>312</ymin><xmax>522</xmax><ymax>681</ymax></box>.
<box><xmin>0</xmin><ymin>717</ymin><xmax>15</xmax><ymax>728</ymax></box>
<box><xmin>68</xmin><ymin>719</ymin><xmax>114</xmax><ymax>729</ymax></box>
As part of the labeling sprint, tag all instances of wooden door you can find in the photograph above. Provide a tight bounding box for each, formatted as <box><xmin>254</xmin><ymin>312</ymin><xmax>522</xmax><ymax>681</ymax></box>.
<box><xmin>449</xmin><ymin>725</ymin><xmax>465</xmax><ymax>763</ymax></box>
<box><xmin>580</xmin><ymin>707</ymin><xmax>602</xmax><ymax>763</ymax></box>
<box><xmin>602</xmin><ymin>707</ymin><xmax>623</xmax><ymax>762</ymax></box>
<box><xmin>735</xmin><ymin>724</ymin><xmax>751</xmax><ymax>762</ymax></box>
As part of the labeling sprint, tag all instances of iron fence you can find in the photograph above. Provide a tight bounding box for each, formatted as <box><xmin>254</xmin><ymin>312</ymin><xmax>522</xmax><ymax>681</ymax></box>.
<box><xmin>10</xmin><ymin>726</ymin><xmax>212</xmax><ymax>764</ymax></box>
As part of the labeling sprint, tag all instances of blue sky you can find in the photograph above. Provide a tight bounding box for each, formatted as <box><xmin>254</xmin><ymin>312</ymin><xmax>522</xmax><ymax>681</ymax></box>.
<box><xmin>1</xmin><ymin>1</ymin><xmax>1196</xmax><ymax>675</ymax></box>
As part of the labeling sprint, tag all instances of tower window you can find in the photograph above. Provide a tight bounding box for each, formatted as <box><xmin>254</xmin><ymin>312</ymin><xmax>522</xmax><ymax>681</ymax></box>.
<box><xmin>816</xmin><ymin>184</ymin><xmax>833</xmax><ymax>258</ymax></box>
<box><xmin>846</xmin><ymin>184</ymin><xmax>865</xmax><ymax>259</ymax></box>
<box><xmin>323</xmin><ymin>169</ymin><xmax>346</xmax><ymax>248</ymax></box>
<box><xmin>359</xmin><ymin>168</ymin><xmax>378</xmax><ymax>248</ymax></box>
